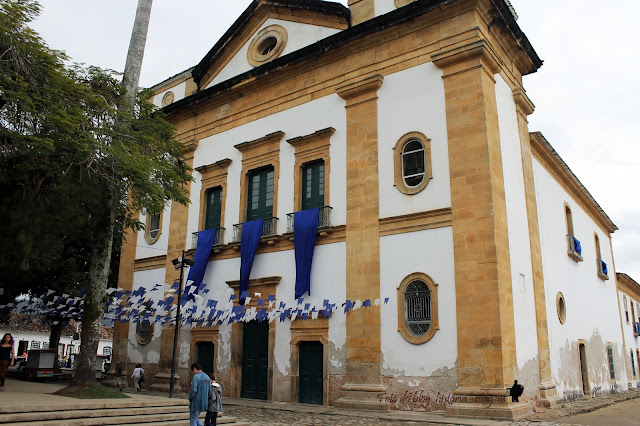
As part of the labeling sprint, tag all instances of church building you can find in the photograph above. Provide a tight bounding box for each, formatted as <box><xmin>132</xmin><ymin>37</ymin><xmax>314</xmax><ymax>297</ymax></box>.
<box><xmin>112</xmin><ymin>0</ymin><xmax>631</xmax><ymax>420</ymax></box>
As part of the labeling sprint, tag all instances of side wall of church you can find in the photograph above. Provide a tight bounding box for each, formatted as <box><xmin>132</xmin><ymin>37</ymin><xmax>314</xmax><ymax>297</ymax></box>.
<box><xmin>533</xmin><ymin>159</ymin><xmax>627</xmax><ymax>400</ymax></box>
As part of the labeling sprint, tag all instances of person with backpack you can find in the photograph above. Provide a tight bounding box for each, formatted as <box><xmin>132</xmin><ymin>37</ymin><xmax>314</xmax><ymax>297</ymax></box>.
<box><xmin>205</xmin><ymin>372</ymin><xmax>223</xmax><ymax>426</ymax></box>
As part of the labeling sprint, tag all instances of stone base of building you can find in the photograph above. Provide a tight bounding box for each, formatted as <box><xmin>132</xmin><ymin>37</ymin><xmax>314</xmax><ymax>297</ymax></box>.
<box><xmin>538</xmin><ymin>382</ymin><xmax>562</xmax><ymax>408</ymax></box>
<box><xmin>148</xmin><ymin>372</ymin><xmax>181</xmax><ymax>393</ymax></box>
<box><xmin>334</xmin><ymin>384</ymin><xmax>389</xmax><ymax>411</ymax></box>
<box><xmin>445</xmin><ymin>388</ymin><xmax>532</xmax><ymax>420</ymax></box>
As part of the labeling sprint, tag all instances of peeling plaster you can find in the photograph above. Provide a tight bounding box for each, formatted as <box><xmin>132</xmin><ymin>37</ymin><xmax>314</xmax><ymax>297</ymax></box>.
<box><xmin>328</xmin><ymin>341</ymin><xmax>346</xmax><ymax>375</ymax></box>
<box><xmin>274</xmin><ymin>321</ymin><xmax>291</xmax><ymax>376</ymax></box>
<box><xmin>516</xmin><ymin>356</ymin><xmax>540</xmax><ymax>404</ymax></box>
<box><xmin>553</xmin><ymin>330</ymin><xmax>629</xmax><ymax>400</ymax></box>
<box><xmin>217</xmin><ymin>324</ymin><xmax>232</xmax><ymax>370</ymax></box>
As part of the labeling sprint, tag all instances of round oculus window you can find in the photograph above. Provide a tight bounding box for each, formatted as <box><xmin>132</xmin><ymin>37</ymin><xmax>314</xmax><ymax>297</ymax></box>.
<box><xmin>556</xmin><ymin>292</ymin><xmax>566</xmax><ymax>324</ymax></box>
<box><xmin>161</xmin><ymin>91</ymin><xmax>175</xmax><ymax>107</ymax></box>
<box><xmin>247</xmin><ymin>25</ymin><xmax>288</xmax><ymax>67</ymax></box>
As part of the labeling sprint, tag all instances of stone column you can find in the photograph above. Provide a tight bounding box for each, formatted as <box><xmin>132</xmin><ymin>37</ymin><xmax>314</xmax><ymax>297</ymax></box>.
<box><xmin>333</xmin><ymin>75</ymin><xmax>388</xmax><ymax>411</ymax></box>
<box><xmin>150</xmin><ymin>139</ymin><xmax>198</xmax><ymax>393</ymax></box>
<box><xmin>432</xmin><ymin>40</ymin><xmax>531</xmax><ymax>420</ymax></box>
<box><xmin>513</xmin><ymin>88</ymin><xmax>561</xmax><ymax>408</ymax></box>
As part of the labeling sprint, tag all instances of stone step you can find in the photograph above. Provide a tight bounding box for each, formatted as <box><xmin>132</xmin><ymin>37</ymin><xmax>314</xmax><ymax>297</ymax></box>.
<box><xmin>0</xmin><ymin>405</ymin><xmax>185</xmax><ymax>423</ymax></box>
<box><xmin>0</xmin><ymin>399</ymin><xmax>188</xmax><ymax>415</ymax></box>
<box><xmin>117</xmin><ymin>421</ymin><xmax>250</xmax><ymax>426</ymax></box>
<box><xmin>1</xmin><ymin>413</ymin><xmax>241</xmax><ymax>426</ymax></box>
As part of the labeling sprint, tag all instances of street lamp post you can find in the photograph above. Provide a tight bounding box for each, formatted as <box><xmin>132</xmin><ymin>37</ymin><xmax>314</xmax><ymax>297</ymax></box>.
<box><xmin>169</xmin><ymin>250</ymin><xmax>193</xmax><ymax>398</ymax></box>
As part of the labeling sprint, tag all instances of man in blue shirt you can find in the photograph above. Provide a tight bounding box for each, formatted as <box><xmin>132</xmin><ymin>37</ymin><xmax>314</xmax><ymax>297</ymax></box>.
<box><xmin>189</xmin><ymin>363</ymin><xmax>211</xmax><ymax>426</ymax></box>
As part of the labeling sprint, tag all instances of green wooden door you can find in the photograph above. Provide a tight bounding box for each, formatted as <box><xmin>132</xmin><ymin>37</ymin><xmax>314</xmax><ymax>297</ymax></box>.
<box><xmin>197</xmin><ymin>342</ymin><xmax>215</xmax><ymax>377</ymax></box>
<box><xmin>205</xmin><ymin>187</ymin><xmax>222</xmax><ymax>230</ymax></box>
<box><xmin>299</xmin><ymin>341</ymin><xmax>323</xmax><ymax>405</ymax></box>
<box><xmin>302</xmin><ymin>161</ymin><xmax>324</xmax><ymax>210</ymax></box>
<box><xmin>247</xmin><ymin>167</ymin><xmax>274</xmax><ymax>221</ymax></box>
<box><xmin>241</xmin><ymin>321</ymin><xmax>269</xmax><ymax>400</ymax></box>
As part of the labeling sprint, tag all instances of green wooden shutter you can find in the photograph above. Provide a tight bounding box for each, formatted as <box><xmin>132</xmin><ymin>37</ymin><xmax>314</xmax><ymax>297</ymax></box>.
<box><xmin>302</xmin><ymin>161</ymin><xmax>324</xmax><ymax>210</ymax></box>
<box><xmin>205</xmin><ymin>187</ymin><xmax>222</xmax><ymax>229</ymax></box>
<box><xmin>247</xmin><ymin>167</ymin><xmax>274</xmax><ymax>221</ymax></box>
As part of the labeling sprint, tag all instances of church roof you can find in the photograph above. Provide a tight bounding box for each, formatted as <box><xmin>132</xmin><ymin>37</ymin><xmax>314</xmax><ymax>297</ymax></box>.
<box><xmin>166</xmin><ymin>0</ymin><xmax>541</xmax><ymax>115</ymax></box>
<box><xmin>191</xmin><ymin>0</ymin><xmax>350</xmax><ymax>88</ymax></box>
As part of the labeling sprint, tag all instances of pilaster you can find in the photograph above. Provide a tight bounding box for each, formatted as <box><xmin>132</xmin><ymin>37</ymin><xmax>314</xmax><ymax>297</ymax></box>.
<box><xmin>151</xmin><ymin>139</ymin><xmax>198</xmax><ymax>393</ymax></box>
<box><xmin>432</xmin><ymin>41</ymin><xmax>531</xmax><ymax>420</ymax></box>
<box><xmin>333</xmin><ymin>74</ymin><xmax>388</xmax><ymax>411</ymax></box>
<box><xmin>513</xmin><ymin>87</ymin><xmax>561</xmax><ymax>408</ymax></box>
<box><xmin>348</xmin><ymin>0</ymin><xmax>375</xmax><ymax>26</ymax></box>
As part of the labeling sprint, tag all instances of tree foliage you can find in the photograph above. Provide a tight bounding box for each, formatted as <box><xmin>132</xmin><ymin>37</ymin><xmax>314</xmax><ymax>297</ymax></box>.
<box><xmin>0</xmin><ymin>0</ymin><xmax>192</xmax><ymax>383</ymax></box>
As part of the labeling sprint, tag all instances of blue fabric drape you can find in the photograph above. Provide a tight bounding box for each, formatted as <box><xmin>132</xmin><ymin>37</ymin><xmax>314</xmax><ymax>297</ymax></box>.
<box><xmin>187</xmin><ymin>228</ymin><xmax>217</xmax><ymax>287</ymax></box>
<box><xmin>294</xmin><ymin>208</ymin><xmax>319</xmax><ymax>299</ymax></box>
<box><xmin>239</xmin><ymin>219</ymin><xmax>263</xmax><ymax>304</ymax></box>
<box><xmin>572</xmin><ymin>236</ymin><xmax>582</xmax><ymax>255</ymax></box>
<box><xmin>601</xmin><ymin>260</ymin><xmax>608</xmax><ymax>276</ymax></box>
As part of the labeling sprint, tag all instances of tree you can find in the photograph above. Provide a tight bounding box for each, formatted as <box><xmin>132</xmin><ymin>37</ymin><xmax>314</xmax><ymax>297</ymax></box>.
<box><xmin>0</xmin><ymin>0</ymin><xmax>191</xmax><ymax>385</ymax></box>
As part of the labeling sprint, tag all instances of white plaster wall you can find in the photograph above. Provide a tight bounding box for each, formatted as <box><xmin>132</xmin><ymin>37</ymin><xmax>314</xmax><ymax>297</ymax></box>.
<box><xmin>127</xmin><ymin>268</ymin><xmax>167</xmax><ymax>364</ymax></box>
<box><xmin>494</xmin><ymin>76</ymin><xmax>539</xmax><ymax>372</ymax></box>
<box><xmin>198</xmin><ymin>242</ymin><xmax>347</xmax><ymax>377</ymax></box>
<box><xmin>374</xmin><ymin>0</ymin><xmax>397</xmax><ymax>18</ymax></box>
<box><xmin>534</xmin><ymin>159</ymin><xmax>627</xmax><ymax>395</ymax></box>
<box><xmin>619</xmin><ymin>291</ymin><xmax>640</xmax><ymax>387</ymax></box>
<box><xmin>380</xmin><ymin>226</ymin><xmax>457</xmax><ymax>376</ymax></box>
<box><xmin>208</xmin><ymin>18</ymin><xmax>341</xmax><ymax>88</ymax></box>
<box><xmin>135</xmin><ymin>201</ymin><xmax>172</xmax><ymax>260</ymax></box>
<box><xmin>188</xmin><ymin>94</ymin><xmax>347</xmax><ymax>246</ymax></box>
<box><xmin>152</xmin><ymin>81</ymin><xmax>187</xmax><ymax>108</ymax></box>
<box><xmin>377</xmin><ymin>63</ymin><xmax>451</xmax><ymax>218</ymax></box>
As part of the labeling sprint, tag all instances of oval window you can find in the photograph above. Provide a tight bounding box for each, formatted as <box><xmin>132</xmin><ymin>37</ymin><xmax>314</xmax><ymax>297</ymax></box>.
<box><xmin>148</xmin><ymin>213</ymin><xmax>161</xmax><ymax>240</ymax></box>
<box><xmin>402</xmin><ymin>139</ymin><xmax>425</xmax><ymax>187</ymax></box>
<box><xmin>259</xmin><ymin>36</ymin><xmax>278</xmax><ymax>55</ymax></box>
<box><xmin>404</xmin><ymin>280</ymin><xmax>431</xmax><ymax>335</ymax></box>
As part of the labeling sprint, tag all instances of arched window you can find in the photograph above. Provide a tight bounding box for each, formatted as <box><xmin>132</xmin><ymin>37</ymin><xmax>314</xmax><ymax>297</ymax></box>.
<box><xmin>397</xmin><ymin>273</ymin><xmax>439</xmax><ymax>344</ymax></box>
<box><xmin>402</xmin><ymin>139</ymin><xmax>425</xmax><ymax>187</ymax></box>
<box><xmin>404</xmin><ymin>280</ymin><xmax>431</xmax><ymax>335</ymax></box>
<box><xmin>393</xmin><ymin>132</ymin><xmax>432</xmax><ymax>194</ymax></box>
<box><xmin>144</xmin><ymin>211</ymin><xmax>162</xmax><ymax>244</ymax></box>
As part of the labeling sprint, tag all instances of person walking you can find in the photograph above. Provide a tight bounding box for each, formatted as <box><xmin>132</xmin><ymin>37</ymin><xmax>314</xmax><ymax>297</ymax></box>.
<box><xmin>510</xmin><ymin>380</ymin><xmax>524</xmax><ymax>402</ymax></box>
<box><xmin>131</xmin><ymin>363</ymin><xmax>144</xmax><ymax>392</ymax></box>
<box><xmin>114</xmin><ymin>361</ymin><xmax>124</xmax><ymax>391</ymax></box>
<box><xmin>0</xmin><ymin>333</ymin><xmax>15</xmax><ymax>392</ymax></box>
<box><xmin>205</xmin><ymin>373</ymin><xmax>222</xmax><ymax>426</ymax></box>
<box><xmin>189</xmin><ymin>363</ymin><xmax>211</xmax><ymax>426</ymax></box>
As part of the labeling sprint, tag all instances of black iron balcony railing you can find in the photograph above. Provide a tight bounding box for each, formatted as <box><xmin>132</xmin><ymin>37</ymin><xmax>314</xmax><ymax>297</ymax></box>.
<box><xmin>232</xmin><ymin>217</ymin><xmax>278</xmax><ymax>243</ymax></box>
<box><xmin>286</xmin><ymin>206</ymin><xmax>333</xmax><ymax>234</ymax></box>
<box><xmin>191</xmin><ymin>228</ymin><xmax>225</xmax><ymax>249</ymax></box>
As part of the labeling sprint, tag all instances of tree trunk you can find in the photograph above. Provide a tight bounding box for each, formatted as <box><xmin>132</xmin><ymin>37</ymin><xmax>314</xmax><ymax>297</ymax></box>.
<box><xmin>122</xmin><ymin>0</ymin><xmax>153</xmax><ymax>108</ymax></box>
<box><xmin>72</xmin><ymin>187</ymin><xmax>117</xmax><ymax>385</ymax></box>
<box><xmin>49</xmin><ymin>319</ymin><xmax>64</xmax><ymax>374</ymax></box>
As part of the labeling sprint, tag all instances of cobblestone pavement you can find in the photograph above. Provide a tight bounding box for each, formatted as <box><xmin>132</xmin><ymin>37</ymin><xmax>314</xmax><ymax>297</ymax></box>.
<box><xmin>222</xmin><ymin>405</ymin><xmax>566</xmax><ymax>426</ymax></box>
<box><xmin>221</xmin><ymin>388</ymin><xmax>640</xmax><ymax>426</ymax></box>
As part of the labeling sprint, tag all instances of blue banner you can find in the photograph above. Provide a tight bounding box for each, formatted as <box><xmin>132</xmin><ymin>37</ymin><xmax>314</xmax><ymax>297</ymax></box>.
<box><xmin>187</xmin><ymin>228</ymin><xmax>217</xmax><ymax>287</ymax></box>
<box><xmin>239</xmin><ymin>219</ymin><xmax>263</xmax><ymax>304</ymax></box>
<box><xmin>294</xmin><ymin>208</ymin><xmax>319</xmax><ymax>299</ymax></box>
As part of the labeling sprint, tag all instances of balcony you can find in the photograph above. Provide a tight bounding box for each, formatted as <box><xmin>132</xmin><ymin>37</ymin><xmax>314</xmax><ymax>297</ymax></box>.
<box><xmin>286</xmin><ymin>206</ymin><xmax>332</xmax><ymax>234</ymax></box>
<box><xmin>191</xmin><ymin>228</ymin><xmax>225</xmax><ymax>249</ymax></box>
<box><xmin>567</xmin><ymin>234</ymin><xmax>583</xmax><ymax>262</ymax></box>
<box><xmin>232</xmin><ymin>217</ymin><xmax>279</xmax><ymax>243</ymax></box>
<box><xmin>596</xmin><ymin>258</ymin><xmax>609</xmax><ymax>281</ymax></box>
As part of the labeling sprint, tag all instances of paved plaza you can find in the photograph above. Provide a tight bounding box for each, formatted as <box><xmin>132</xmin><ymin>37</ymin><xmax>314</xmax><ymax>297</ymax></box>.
<box><xmin>0</xmin><ymin>378</ymin><xmax>638</xmax><ymax>425</ymax></box>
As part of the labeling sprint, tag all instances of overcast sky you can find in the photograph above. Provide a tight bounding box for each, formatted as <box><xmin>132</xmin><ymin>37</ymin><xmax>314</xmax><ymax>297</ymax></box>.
<box><xmin>31</xmin><ymin>0</ymin><xmax>640</xmax><ymax>280</ymax></box>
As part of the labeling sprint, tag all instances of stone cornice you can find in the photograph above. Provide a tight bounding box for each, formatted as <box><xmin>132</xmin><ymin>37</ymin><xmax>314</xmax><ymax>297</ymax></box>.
<box><xmin>335</xmin><ymin>74</ymin><xmax>383</xmax><ymax>101</ymax></box>
<box><xmin>195</xmin><ymin>158</ymin><xmax>232</xmax><ymax>174</ymax></box>
<box><xmin>134</xmin><ymin>255</ymin><xmax>167</xmax><ymax>272</ymax></box>
<box><xmin>530</xmin><ymin>132</ymin><xmax>617</xmax><ymax>234</ymax></box>
<box><xmin>286</xmin><ymin>127</ymin><xmax>335</xmax><ymax>148</ymax></box>
<box><xmin>181</xmin><ymin>139</ymin><xmax>199</xmax><ymax>154</ymax></box>
<box><xmin>234</xmin><ymin>131</ymin><xmax>285</xmax><ymax>153</ymax></box>
<box><xmin>431</xmin><ymin>39</ymin><xmax>502</xmax><ymax>75</ymax></box>
<box><xmin>618</xmin><ymin>273</ymin><xmax>640</xmax><ymax>300</ymax></box>
<box><xmin>512</xmin><ymin>87</ymin><xmax>535</xmax><ymax>116</ymax></box>
<box><xmin>226</xmin><ymin>276</ymin><xmax>282</xmax><ymax>288</ymax></box>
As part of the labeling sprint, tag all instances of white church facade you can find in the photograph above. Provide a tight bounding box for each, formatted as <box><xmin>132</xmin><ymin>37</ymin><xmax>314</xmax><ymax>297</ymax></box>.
<box><xmin>113</xmin><ymin>0</ymin><xmax>633</xmax><ymax>420</ymax></box>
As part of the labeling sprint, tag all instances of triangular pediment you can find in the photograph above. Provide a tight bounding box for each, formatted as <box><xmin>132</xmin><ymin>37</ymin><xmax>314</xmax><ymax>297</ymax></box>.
<box><xmin>192</xmin><ymin>0</ymin><xmax>349</xmax><ymax>90</ymax></box>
